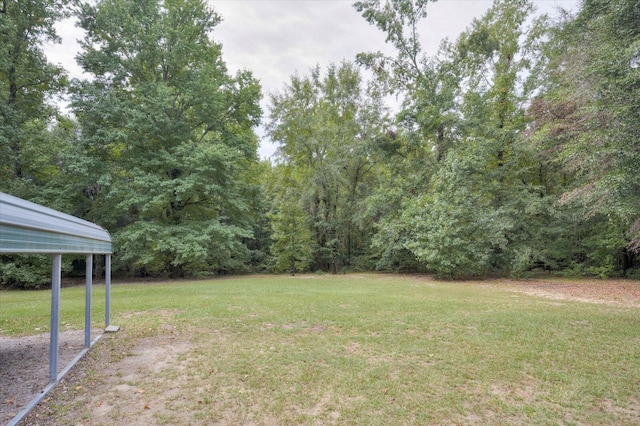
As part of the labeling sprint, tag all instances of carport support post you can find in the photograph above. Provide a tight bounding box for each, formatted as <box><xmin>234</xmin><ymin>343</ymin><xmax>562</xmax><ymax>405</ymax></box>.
<box><xmin>105</xmin><ymin>254</ymin><xmax>111</xmax><ymax>327</ymax></box>
<box><xmin>85</xmin><ymin>254</ymin><xmax>93</xmax><ymax>348</ymax></box>
<box><xmin>49</xmin><ymin>254</ymin><xmax>62</xmax><ymax>383</ymax></box>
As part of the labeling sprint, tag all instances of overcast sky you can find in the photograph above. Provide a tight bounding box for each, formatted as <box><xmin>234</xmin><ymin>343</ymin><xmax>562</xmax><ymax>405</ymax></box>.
<box><xmin>46</xmin><ymin>0</ymin><xmax>580</xmax><ymax>158</ymax></box>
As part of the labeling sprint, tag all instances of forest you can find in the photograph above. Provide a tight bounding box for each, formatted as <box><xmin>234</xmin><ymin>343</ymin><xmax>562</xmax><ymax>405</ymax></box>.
<box><xmin>1</xmin><ymin>0</ymin><xmax>639</xmax><ymax>287</ymax></box>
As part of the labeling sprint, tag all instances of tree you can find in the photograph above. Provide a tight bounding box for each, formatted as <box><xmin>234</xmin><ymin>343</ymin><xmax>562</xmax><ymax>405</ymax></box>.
<box><xmin>355</xmin><ymin>0</ymin><xmax>459</xmax><ymax>163</ymax></box>
<box><xmin>354</xmin><ymin>0</ymin><xmax>475</xmax><ymax>274</ymax></box>
<box><xmin>527</xmin><ymin>0</ymin><xmax>640</xmax><ymax>275</ymax></box>
<box><xmin>357</xmin><ymin>0</ymin><xmax>552</xmax><ymax>276</ymax></box>
<box><xmin>267</xmin><ymin>62</ymin><xmax>387</xmax><ymax>272</ymax></box>
<box><xmin>432</xmin><ymin>0</ymin><xmax>546</xmax><ymax>274</ymax></box>
<box><xmin>265</xmin><ymin>164</ymin><xmax>314</xmax><ymax>274</ymax></box>
<box><xmin>0</xmin><ymin>0</ymin><xmax>75</xmax><ymax>289</ymax></box>
<box><xmin>72</xmin><ymin>0</ymin><xmax>262</xmax><ymax>276</ymax></box>
<box><xmin>404</xmin><ymin>147</ymin><xmax>511</xmax><ymax>278</ymax></box>
<box><xmin>0</xmin><ymin>0</ymin><xmax>69</xmax><ymax>194</ymax></box>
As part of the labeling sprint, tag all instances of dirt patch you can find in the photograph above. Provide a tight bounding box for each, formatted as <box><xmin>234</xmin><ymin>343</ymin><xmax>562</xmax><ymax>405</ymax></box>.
<box><xmin>0</xmin><ymin>329</ymin><xmax>102</xmax><ymax>424</ymax></box>
<box><xmin>490</xmin><ymin>278</ymin><xmax>640</xmax><ymax>307</ymax></box>
<box><xmin>17</xmin><ymin>325</ymin><xmax>196</xmax><ymax>426</ymax></box>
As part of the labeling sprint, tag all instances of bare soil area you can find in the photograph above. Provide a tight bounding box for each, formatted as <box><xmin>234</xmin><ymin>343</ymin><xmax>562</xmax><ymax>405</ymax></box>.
<box><xmin>19</xmin><ymin>324</ymin><xmax>194</xmax><ymax>426</ymax></box>
<box><xmin>0</xmin><ymin>329</ymin><xmax>102</xmax><ymax>425</ymax></box>
<box><xmin>3</xmin><ymin>278</ymin><xmax>640</xmax><ymax>425</ymax></box>
<box><xmin>494</xmin><ymin>277</ymin><xmax>640</xmax><ymax>307</ymax></box>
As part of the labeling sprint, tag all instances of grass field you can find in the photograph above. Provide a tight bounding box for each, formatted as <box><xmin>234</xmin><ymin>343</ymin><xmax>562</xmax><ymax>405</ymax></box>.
<box><xmin>3</xmin><ymin>274</ymin><xmax>640</xmax><ymax>425</ymax></box>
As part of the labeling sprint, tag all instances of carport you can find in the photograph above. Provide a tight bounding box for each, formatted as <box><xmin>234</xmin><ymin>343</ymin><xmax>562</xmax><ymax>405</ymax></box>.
<box><xmin>0</xmin><ymin>192</ymin><xmax>115</xmax><ymax>425</ymax></box>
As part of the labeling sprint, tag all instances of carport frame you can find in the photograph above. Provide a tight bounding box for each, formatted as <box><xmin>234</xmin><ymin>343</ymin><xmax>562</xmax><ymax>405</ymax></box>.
<box><xmin>0</xmin><ymin>192</ymin><xmax>115</xmax><ymax>425</ymax></box>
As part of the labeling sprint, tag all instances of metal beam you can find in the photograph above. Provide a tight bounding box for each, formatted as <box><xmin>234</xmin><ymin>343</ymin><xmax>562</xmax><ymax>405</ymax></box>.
<box><xmin>49</xmin><ymin>254</ymin><xmax>61</xmax><ymax>382</ymax></box>
<box><xmin>106</xmin><ymin>254</ymin><xmax>111</xmax><ymax>327</ymax></box>
<box><xmin>85</xmin><ymin>255</ymin><xmax>93</xmax><ymax>348</ymax></box>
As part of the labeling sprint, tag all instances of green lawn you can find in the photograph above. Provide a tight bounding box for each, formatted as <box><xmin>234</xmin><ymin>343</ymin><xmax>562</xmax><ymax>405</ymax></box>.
<box><xmin>2</xmin><ymin>274</ymin><xmax>640</xmax><ymax>424</ymax></box>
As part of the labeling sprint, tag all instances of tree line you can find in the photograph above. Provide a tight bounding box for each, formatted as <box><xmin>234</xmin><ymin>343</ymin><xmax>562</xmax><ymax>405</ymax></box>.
<box><xmin>1</xmin><ymin>0</ymin><xmax>639</xmax><ymax>287</ymax></box>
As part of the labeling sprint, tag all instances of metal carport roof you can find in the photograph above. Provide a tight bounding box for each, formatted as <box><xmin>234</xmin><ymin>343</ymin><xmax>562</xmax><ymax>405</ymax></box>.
<box><xmin>0</xmin><ymin>192</ymin><xmax>116</xmax><ymax>426</ymax></box>
<box><xmin>0</xmin><ymin>192</ymin><xmax>112</xmax><ymax>254</ymax></box>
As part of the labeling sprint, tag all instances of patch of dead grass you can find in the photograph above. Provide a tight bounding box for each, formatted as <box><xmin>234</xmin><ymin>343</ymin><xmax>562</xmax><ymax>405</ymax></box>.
<box><xmin>484</xmin><ymin>278</ymin><xmax>640</xmax><ymax>307</ymax></box>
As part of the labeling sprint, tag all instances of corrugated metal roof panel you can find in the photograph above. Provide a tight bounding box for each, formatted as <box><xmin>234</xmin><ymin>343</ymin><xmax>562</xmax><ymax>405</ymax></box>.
<box><xmin>0</xmin><ymin>225</ymin><xmax>112</xmax><ymax>254</ymax></box>
<box><xmin>0</xmin><ymin>192</ymin><xmax>112</xmax><ymax>254</ymax></box>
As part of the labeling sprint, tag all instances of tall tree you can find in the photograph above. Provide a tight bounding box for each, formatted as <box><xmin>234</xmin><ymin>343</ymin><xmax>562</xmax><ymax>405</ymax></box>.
<box><xmin>526</xmin><ymin>0</ymin><xmax>640</xmax><ymax>275</ymax></box>
<box><xmin>428</xmin><ymin>0</ymin><xmax>546</xmax><ymax>275</ymax></box>
<box><xmin>265</xmin><ymin>163</ymin><xmax>314</xmax><ymax>274</ymax></box>
<box><xmin>268</xmin><ymin>62</ymin><xmax>388</xmax><ymax>272</ymax></box>
<box><xmin>357</xmin><ymin>0</ymin><xmax>551</xmax><ymax>276</ymax></box>
<box><xmin>72</xmin><ymin>0</ymin><xmax>262</xmax><ymax>276</ymax></box>
<box><xmin>0</xmin><ymin>0</ymin><xmax>69</xmax><ymax>194</ymax></box>
<box><xmin>0</xmin><ymin>0</ymin><xmax>76</xmax><ymax>289</ymax></box>
<box><xmin>354</xmin><ymin>0</ymin><xmax>456</xmax><ymax>271</ymax></box>
<box><xmin>355</xmin><ymin>0</ymin><xmax>458</xmax><ymax>162</ymax></box>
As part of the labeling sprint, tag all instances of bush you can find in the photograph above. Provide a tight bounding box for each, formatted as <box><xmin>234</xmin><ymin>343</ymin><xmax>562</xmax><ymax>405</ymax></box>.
<box><xmin>0</xmin><ymin>255</ymin><xmax>70</xmax><ymax>289</ymax></box>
